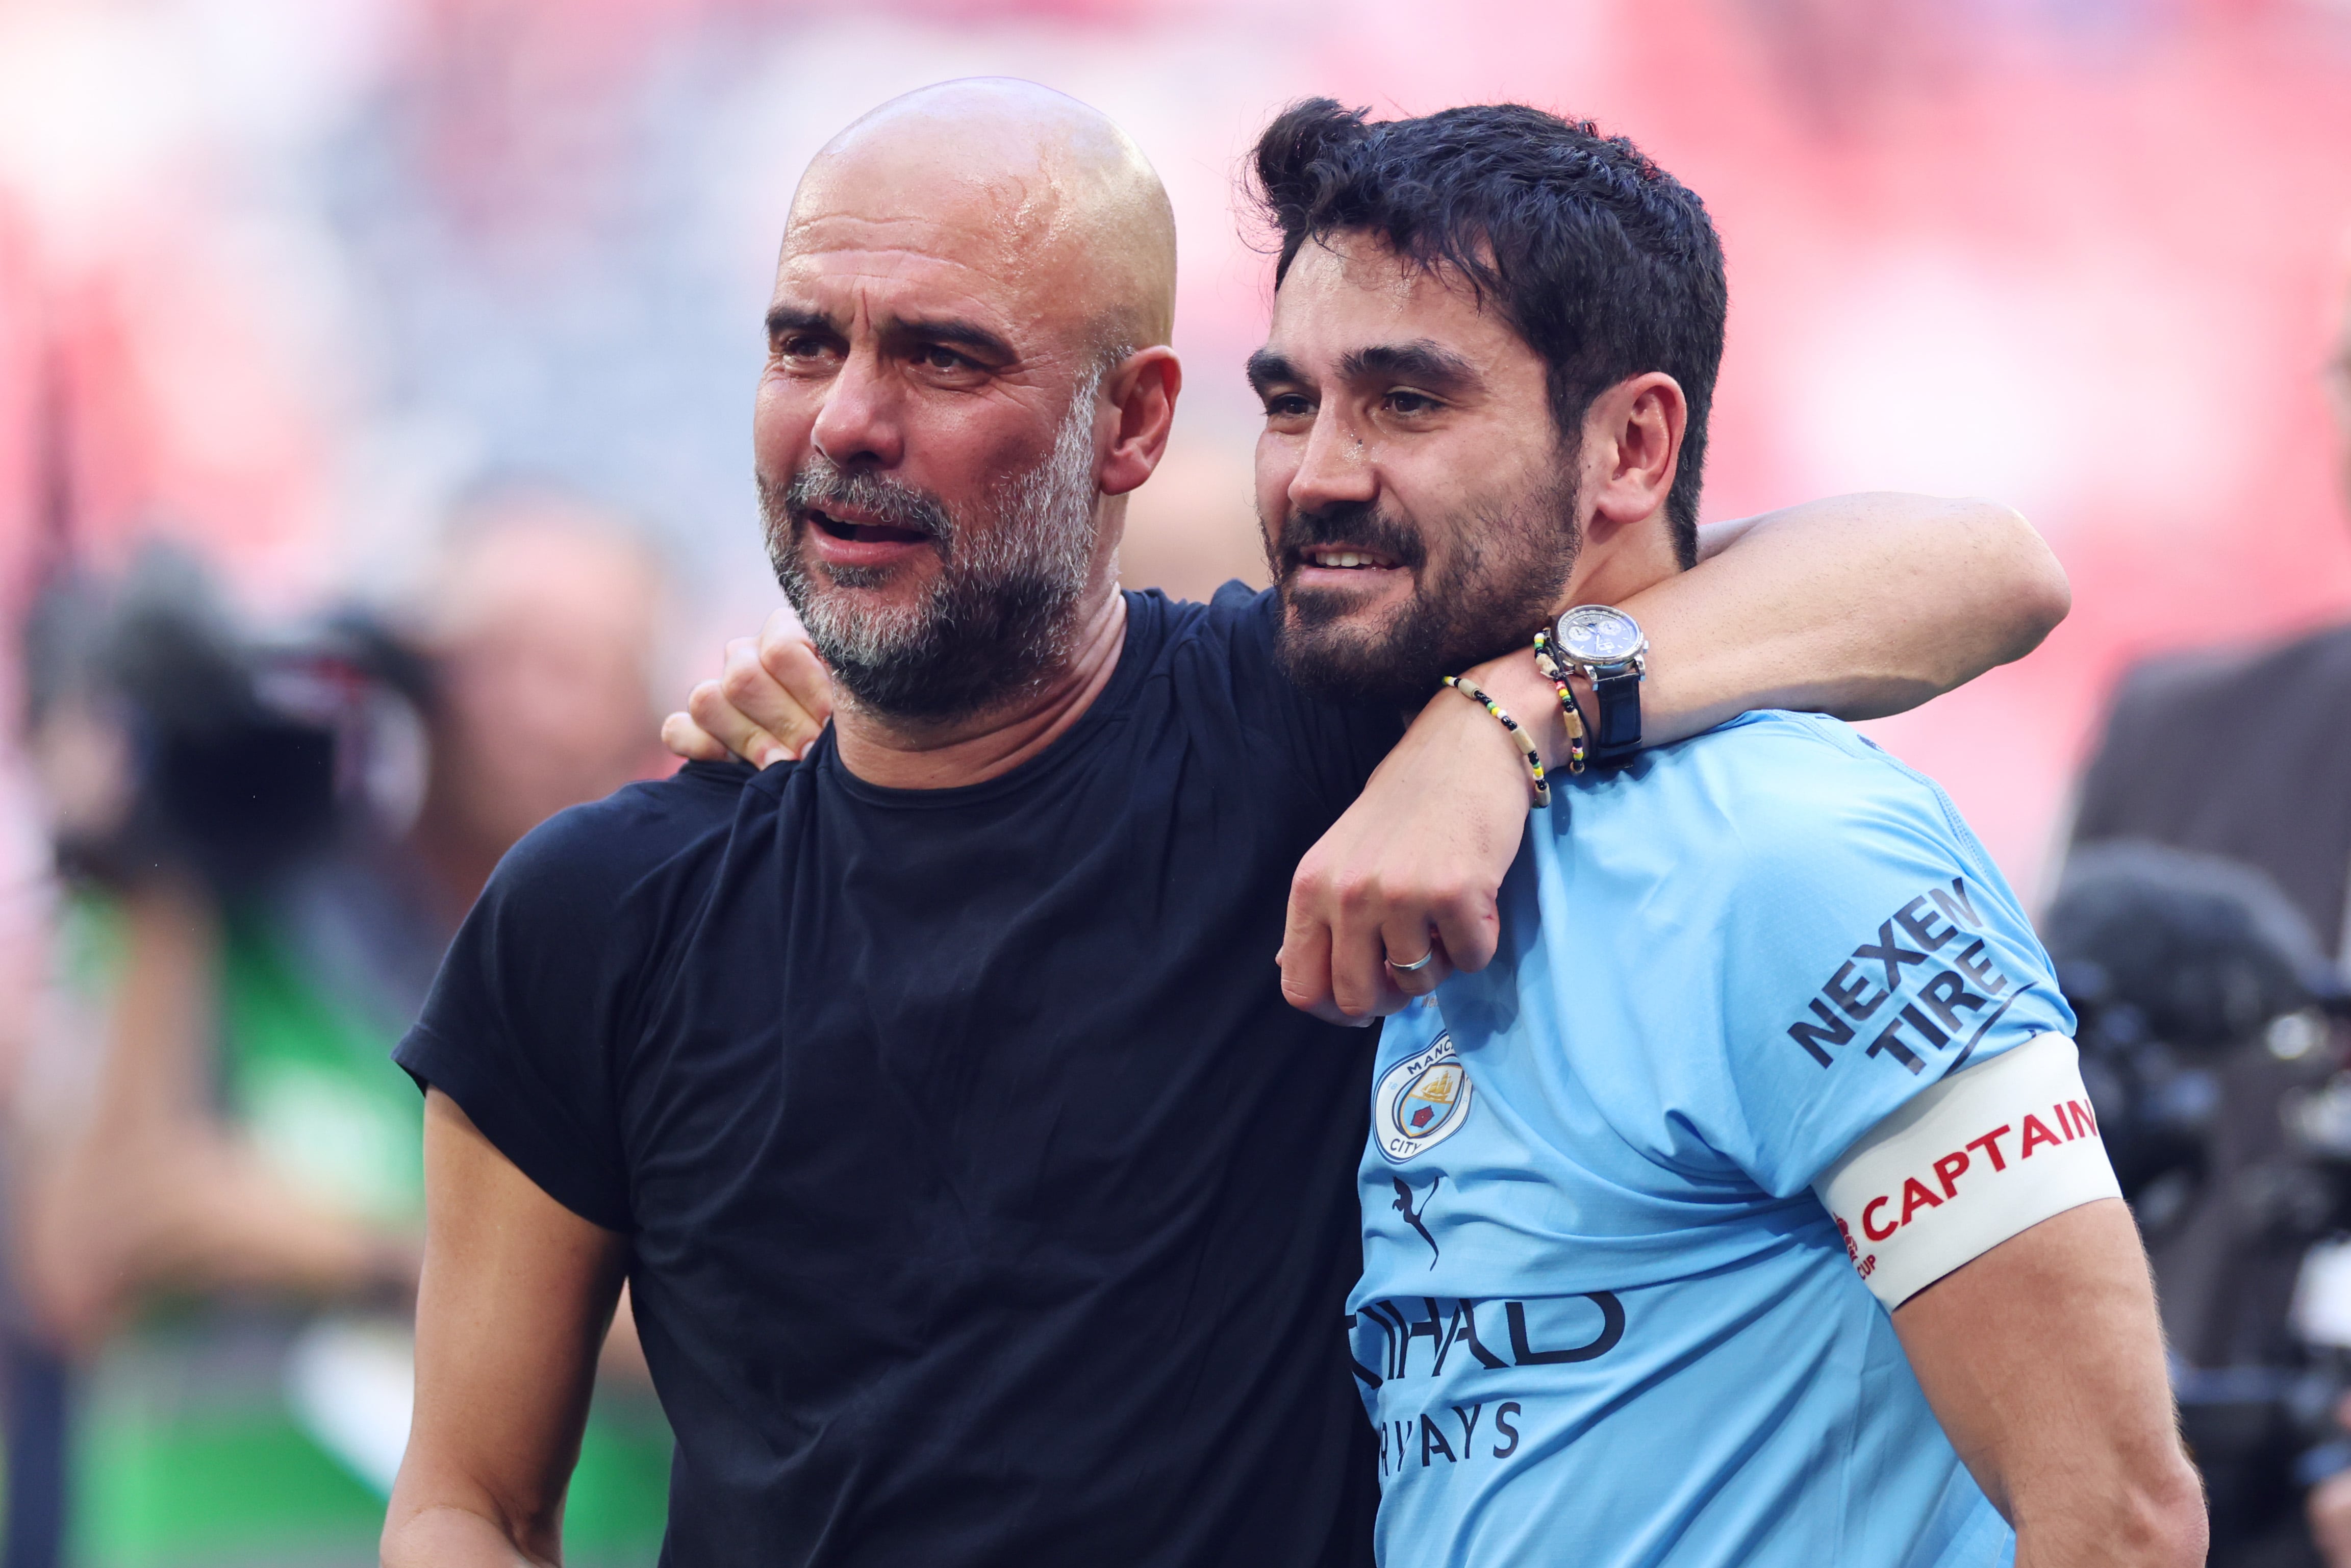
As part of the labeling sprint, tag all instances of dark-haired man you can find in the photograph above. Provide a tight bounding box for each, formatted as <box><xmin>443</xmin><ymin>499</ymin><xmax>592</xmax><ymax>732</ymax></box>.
<box><xmin>386</xmin><ymin>80</ymin><xmax>2070</xmax><ymax>1567</ymax></box>
<box><xmin>1235</xmin><ymin>99</ymin><xmax>2202</xmax><ymax>1567</ymax></box>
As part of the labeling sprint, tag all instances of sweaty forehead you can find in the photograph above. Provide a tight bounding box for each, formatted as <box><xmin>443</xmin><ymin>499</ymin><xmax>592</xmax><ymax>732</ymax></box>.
<box><xmin>791</xmin><ymin>130</ymin><xmax>1074</xmax><ymax>265</ymax></box>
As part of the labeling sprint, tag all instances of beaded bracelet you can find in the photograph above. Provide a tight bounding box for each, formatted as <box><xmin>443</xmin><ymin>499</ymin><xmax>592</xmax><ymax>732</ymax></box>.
<box><xmin>1530</xmin><ymin>629</ymin><xmax>1592</xmax><ymax>775</ymax></box>
<box><xmin>1439</xmin><ymin>675</ymin><xmax>1551</xmax><ymax>809</ymax></box>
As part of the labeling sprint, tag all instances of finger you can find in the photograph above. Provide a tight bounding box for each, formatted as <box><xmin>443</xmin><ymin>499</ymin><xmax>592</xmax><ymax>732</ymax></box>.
<box><xmin>751</xmin><ymin>634</ymin><xmax>835</xmax><ymax>755</ymax></box>
<box><xmin>1278</xmin><ymin>878</ymin><xmax>1339</xmax><ymax>1021</ymax></box>
<box><xmin>659</xmin><ymin>711</ymin><xmax>731</xmax><ymax>763</ymax></box>
<box><xmin>759</xmin><ymin>604</ymin><xmax>808</xmax><ymax>656</ymax></box>
<box><xmin>1424</xmin><ymin>888</ymin><xmax>1500</xmax><ymax>977</ymax></box>
<box><xmin>1303</xmin><ymin>996</ymin><xmax>1379</xmax><ymax>1028</ymax></box>
<box><xmin>718</xmin><ymin>639</ymin><xmax>815</xmax><ymax>762</ymax></box>
<box><xmin>1326</xmin><ymin>877</ymin><xmax>1397</xmax><ymax>1020</ymax></box>
<box><xmin>1377</xmin><ymin>908</ymin><xmax>1453</xmax><ymax>999</ymax></box>
<box><xmin>686</xmin><ymin>677</ymin><xmax>791</xmax><ymax>769</ymax></box>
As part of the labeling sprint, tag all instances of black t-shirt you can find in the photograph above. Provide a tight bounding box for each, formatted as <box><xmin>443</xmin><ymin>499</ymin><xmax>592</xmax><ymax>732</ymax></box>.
<box><xmin>398</xmin><ymin>586</ymin><xmax>1402</xmax><ymax>1568</ymax></box>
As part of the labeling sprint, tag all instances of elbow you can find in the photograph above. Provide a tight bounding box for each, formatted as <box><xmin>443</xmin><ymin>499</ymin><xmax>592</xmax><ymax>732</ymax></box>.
<box><xmin>2114</xmin><ymin>1448</ymin><xmax>2210</xmax><ymax>1568</ymax></box>
<box><xmin>1961</xmin><ymin>497</ymin><xmax>2071</xmax><ymax>664</ymax></box>
<box><xmin>2016</xmin><ymin>1443</ymin><xmax>2207</xmax><ymax>1568</ymax></box>
<box><xmin>2149</xmin><ymin>1464</ymin><xmax>2211</xmax><ymax>1568</ymax></box>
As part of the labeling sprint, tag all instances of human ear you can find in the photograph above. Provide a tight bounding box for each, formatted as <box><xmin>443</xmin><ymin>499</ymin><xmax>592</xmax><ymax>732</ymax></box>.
<box><xmin>1098</xmin><ymin>346</ymin><xmax>1183</xmax><ymax>497</ymax></box>
<box><xmin>1581</xmin><ymin>371</ymin><xmax>1687</xmax><ymax>535</ymax></box>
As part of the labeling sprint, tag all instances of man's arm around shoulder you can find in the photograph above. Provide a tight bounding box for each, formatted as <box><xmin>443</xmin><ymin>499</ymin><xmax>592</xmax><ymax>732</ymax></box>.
<box><xmin>1895</xmin><ymin>1199</ymin><xmax>2206</xmax><ymax>1568</ymax></box>
<box><xmin>382</xmin><ymin>1091</ymin><xmax>628</xmax><ymax>1567</ymax></box>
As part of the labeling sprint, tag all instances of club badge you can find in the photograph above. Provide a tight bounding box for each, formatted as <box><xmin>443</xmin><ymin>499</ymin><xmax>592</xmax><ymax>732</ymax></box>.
<box><xmin>1376</xmin><ymin>1032</ymin><xmax>1474</xmax><ymax>1164</ymax></box>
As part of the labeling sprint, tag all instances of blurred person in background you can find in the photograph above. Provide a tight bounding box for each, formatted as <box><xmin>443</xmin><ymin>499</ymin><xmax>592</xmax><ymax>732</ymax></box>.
<box><xmin>7</xmin><ymin>494</ymin><xmax>674</xmax><ymax>1568</ymax></box>
<box><xmin>2063</xmin><ymin>259</ymin><xmax>2351</xmax><ymax>1566</ymax></box>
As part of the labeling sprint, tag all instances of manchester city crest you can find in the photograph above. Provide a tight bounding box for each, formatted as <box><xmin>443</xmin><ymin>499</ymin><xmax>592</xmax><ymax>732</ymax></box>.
<box><xmin>1375</xmin><ymin>1033</ymin><xmax>1474</xmax><ymax>1163</ymax></box>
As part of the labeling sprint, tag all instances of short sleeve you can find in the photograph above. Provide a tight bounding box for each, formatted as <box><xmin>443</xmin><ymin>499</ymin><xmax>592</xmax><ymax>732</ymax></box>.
<box><xmin>1701</xmin><ymin>731</ymin><xmax>2075</xmax><ymax>1197</ymax></box>
<box><xmin>394</xmin><ymin>764</ymin><xmax>748</xmax><ymax>1231</ymax></box>
<box><xmin>1198</xmin><ymin>583</ymin><xmax>1404</xmax><ymax>812</ymax></box>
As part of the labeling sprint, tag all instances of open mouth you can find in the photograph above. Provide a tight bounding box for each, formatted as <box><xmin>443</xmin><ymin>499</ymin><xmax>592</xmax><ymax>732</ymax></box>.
<box><xmin>1294</xmin><ymin>545</ymin><xmax>1404</xmax><ymax>573</ymax></box>
<box><xmin>806</xmin><ymin>507</ymin><xmax>933</xmax><ymax>548</ymax></box>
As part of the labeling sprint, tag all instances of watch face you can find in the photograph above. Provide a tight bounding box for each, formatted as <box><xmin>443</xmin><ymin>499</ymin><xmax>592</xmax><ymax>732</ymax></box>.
<box><xmin>1555</xmin><ymin>605</ymin><xmax>1645</xmax><ymax>664</ymax></box>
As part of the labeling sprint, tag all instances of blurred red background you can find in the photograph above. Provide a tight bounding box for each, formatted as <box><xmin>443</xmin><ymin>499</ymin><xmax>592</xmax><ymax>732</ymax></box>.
<box><xmin>5</xmin><ymin>0</ymin><xmax>2349</xmax><ymax>897</ymax></box>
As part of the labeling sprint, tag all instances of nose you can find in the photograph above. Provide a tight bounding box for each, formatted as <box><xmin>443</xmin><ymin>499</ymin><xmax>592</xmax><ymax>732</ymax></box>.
<box><xmin>809</xmin><ymin>348</ymin><xmax>904</xmax><ymax>470</ymax></box>
<box><xmin>1288</xmin><ymin>406</ymin><xmax>1377</xmax><ymax>516</ymax></box>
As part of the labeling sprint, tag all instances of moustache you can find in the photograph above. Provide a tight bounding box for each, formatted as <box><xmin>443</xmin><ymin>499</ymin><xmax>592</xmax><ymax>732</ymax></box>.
<box><xmin>1272</xmin><ymin>501</ymin><xmax>1428</xmax><ymax>574</ymax></box>
<box><xmin>783</xmin><ymin>461</ymin><xmax>954</xmax><ymax>544</ymax></box>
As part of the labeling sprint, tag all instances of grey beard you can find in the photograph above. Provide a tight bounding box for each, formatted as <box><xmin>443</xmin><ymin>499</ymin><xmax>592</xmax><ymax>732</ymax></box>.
<box><xmin>764</xmin><ymin>367</ymin><xmax>1106</xmax><ymax>722</ymax></box>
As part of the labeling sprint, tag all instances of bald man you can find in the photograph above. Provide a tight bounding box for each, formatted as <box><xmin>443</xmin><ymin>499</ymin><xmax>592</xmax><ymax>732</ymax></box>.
<box><xmin>382</xmin><ymin>82</ymin><xmax>2065</xmax><ymax>1567</ymax></box>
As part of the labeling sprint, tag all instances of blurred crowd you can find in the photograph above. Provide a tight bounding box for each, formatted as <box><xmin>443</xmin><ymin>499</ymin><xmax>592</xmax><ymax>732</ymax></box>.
<box><xmin>0</xmin><ymin>491</ymin><xmax>680</xmax><ymax>1565</ymax></box>
<box><xmin>0</xmin><ymin>2</ymin><xmax>2348</xmax><ymax>1565</ymax></box>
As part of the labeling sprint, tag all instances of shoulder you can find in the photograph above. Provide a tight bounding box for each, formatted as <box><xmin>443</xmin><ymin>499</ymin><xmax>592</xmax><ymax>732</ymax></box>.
<box><xmin>1101</xmin><ymin>583</ymin><xmax>1275</xmax><ymax>682</ymax></box>
<box><xmin>484</xmin><ymin>759</ymin><xmax>762</xmax><ymax>924</ymax></box>
<box><xmin>1127</xmin><ymin>579</ymin><xmax>1296</xmax><ymax>712</ymax></box>
<box><xmin>1147</xmin><ymin>585</ymin><xmax>1279</xmax><ymax>658</ymax></box>
<box><xmin>1607</xmin><ymin>712</ymin><xmax>1984</xmax><ymax>886</ymax></box>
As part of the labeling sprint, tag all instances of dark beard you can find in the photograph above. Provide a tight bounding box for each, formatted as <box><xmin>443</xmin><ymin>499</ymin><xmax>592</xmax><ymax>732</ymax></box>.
<box><xmin>1269</xmin><ymin>474</ymin><xmax>1580</xmax><ymax>709</ymax></box>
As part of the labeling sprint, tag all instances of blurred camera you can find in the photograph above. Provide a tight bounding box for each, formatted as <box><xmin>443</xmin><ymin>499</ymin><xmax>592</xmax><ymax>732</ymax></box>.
<box><xmin>22</xmin><ymin>547</ymin><xmax>430</xmax><ymax>895</ymax></box>
<box><xmin>2047</xmin><ymin>842</ymin><xmax>2351</xmax><ymax>1564</ymax></box>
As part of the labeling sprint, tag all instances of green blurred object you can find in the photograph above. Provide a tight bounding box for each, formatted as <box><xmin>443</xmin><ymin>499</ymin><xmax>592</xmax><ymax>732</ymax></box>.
<box><xmin>55</xmin><ymin>897</ymin><xmax>672</xmax><ymax>1567</ymax></box>
<box><xmin>70</xmin><ymin>1349</ymin><xmax>671</xmax><ymax>1567</ymax></box>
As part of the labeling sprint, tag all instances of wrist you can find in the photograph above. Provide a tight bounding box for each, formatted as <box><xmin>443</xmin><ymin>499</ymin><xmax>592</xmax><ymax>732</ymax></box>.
<box><xmin>1435</xmin><ymin>675</ymin><xmax>1550</xmax><ymax>808</ymax></box>
<box><xmin>1409</xmin><ymin>677</ymin><xmax>1545</xmax><ymax>800</ymax></box>
<box><xmin>1542</xmin><ymin>606</ymin><xmax>1647</xmax><ymax>762</ymax></box>
<box><xmin>1457</xmin><ymin>646</ymin><xmax>1574</xmax><ymax>770</ymax></box>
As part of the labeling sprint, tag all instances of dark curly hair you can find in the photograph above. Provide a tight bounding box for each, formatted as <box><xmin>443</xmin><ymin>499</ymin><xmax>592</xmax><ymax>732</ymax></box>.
<box><xmin>1250</xmin><ymin>99</ymin><xmax>1726</xmax><ymax>568</ymax></box>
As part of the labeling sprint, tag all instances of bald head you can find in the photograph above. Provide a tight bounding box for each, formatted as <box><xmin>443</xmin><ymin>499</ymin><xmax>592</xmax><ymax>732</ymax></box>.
<box><xmin>788</xmin><ymin>78</ymin><xmax>1176</xmax><ymax>356</ymax></box>
<box><xmin>754</xmin><ymin>83</ymin><xmax>1187</xmax><ymax>726</ymax></box>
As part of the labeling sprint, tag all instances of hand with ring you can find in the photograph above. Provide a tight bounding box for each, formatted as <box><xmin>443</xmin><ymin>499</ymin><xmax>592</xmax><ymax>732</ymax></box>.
<box><xmin>1277</xmin><ymin>685</ymin><xmax>1528</xmax><ymax>1023</ymax></box>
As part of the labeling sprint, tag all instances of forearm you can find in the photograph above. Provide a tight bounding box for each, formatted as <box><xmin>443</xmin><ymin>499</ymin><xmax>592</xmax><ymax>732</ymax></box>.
<box><xmin>27</xmin><ymin>1098</ymin><xmax>413</xmax><ymax>1343</ymax></box>
<box><xmin>382</xmin><ymin>1500</ymin><xmax>551</xmax><ymax>1567</ymax></box>
<box><xmin>394</xmin><ymin>1092</ymin><xmax>624</xmax><ymax>1567</ymax></box>
<box><xmin>1460</xmin><ymin>493</ymin><xmax>2067</xmax><ymax>765</ymax></box>
<box><xmin>1648</xmin><ymin>492</ymin><xmax>2065</xmax><ymax>737</ymax></box>
<box><xmin>1896</xmin><ymin>1202</ymin><xmax>2205</xmax><ymax>1568</ymax></box>
<box><xmin>139</xmin><ymin>1139</ymin><xmax>414</xmax><ymax>1300</ymax></box>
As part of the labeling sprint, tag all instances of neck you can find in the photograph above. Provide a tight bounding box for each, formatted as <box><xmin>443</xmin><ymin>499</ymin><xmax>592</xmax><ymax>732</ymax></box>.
<box><xmin>1554</xmin><ymin>515</ymin><xmax>1678</xmax><ymax>614</ymax></box>
<box><xmin>830</xmin><ymin>584</ymin><xmax>1128</xmax><ymax>790</ymax></box>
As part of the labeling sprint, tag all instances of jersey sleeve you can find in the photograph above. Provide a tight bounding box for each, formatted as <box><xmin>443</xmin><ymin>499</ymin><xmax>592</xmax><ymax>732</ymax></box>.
<box><xmin>1700</xmin><ymin>730</ymin><xmax>2076</xmax><ymax>1198</ymax></box>
<box><xmin>394</xmin><ymin>765</ymin><xmax>745</xmax><ymax>1231</ymax></box>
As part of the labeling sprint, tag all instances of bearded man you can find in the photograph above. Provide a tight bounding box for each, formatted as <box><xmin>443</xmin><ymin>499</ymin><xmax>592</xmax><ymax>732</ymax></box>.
<box><xmin>384</xmin><ymin>81</ymin><xmax>2068</xmax><ymax>1567</ymax></box>
<box><xmin>1225</xmin><ymin>100</ymin><xmax>2205</xmax><ymax>1567</ymax></box>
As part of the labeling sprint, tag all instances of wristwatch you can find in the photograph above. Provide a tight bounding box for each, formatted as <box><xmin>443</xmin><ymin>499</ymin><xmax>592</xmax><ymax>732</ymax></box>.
<box><xmin>1550</xmin><ymin>605</ymin><xmax>1648</xmax><ymax>764</ymax></box>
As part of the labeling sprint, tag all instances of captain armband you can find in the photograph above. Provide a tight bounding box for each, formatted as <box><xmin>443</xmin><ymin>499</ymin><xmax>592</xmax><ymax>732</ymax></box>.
<box><xmin>1812</xmin><ymin>1033</ymin><xmax>2121</xmax><ymax>1310</ymax></box>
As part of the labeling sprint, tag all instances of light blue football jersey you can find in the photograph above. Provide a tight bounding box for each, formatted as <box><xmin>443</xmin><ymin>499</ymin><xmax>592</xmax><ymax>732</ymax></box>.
<box><xmin>1350</xmin><ymin>712</ymin><xmax>2076</xmax><ymax>1568</ymax></box>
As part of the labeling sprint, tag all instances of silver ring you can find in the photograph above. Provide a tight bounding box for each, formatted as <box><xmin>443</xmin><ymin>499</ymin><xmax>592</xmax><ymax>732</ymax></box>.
<box><xmin>1385</xmin><ymin>948</ymin><xmax>1436</xmax><ymax>974</ymax></box>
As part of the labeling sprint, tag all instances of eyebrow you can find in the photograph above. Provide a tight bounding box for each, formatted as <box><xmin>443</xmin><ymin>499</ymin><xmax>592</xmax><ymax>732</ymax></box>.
<box><xmin>763</xmin><ymin>304</ymin><xmax>1017</xmax><ymax>368</ymax></box>
<box><xmin>1338</xmin><ymin>339</ymin><xmax>1480</xmax><ymax>392</ymax></box>
<box><xmin>766</xmin><ymin>304</ymin><xmax>838</xmax><ymax>343</ymax></box>
<box><xmin>1245</xmin><ymin>348</ymin><xmax>1298</xmax><ymax>396</ymax></box>
<box><xmin>1244</xmin><ymin>339</ymin><xmax>1483</xmax><ymax>399</ymax></box>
